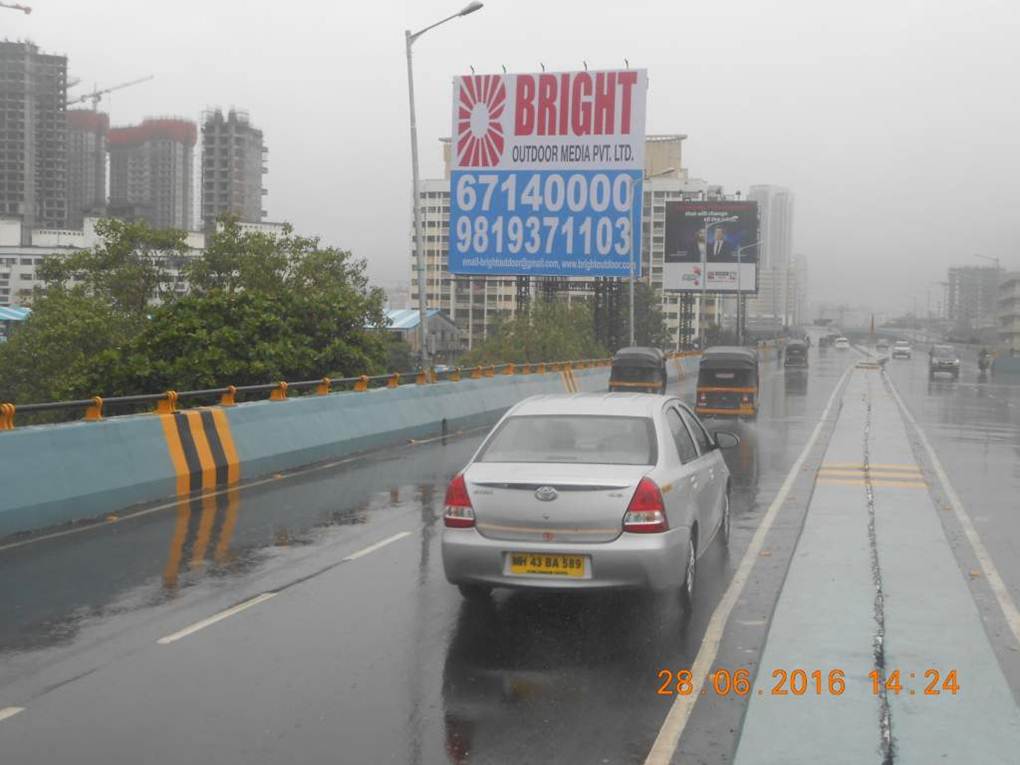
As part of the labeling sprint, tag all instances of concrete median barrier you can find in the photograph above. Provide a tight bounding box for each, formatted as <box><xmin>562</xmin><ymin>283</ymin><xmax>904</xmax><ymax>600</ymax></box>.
<box><xmin>0</xmin><ymin>358</ymin><xmax>699</xmax><ymax>538</ymax></box>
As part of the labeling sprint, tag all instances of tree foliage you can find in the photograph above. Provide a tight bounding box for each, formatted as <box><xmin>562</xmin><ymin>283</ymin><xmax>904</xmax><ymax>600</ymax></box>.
<box><xmin>622</xmin><ymin>282</ymin><xmax>672</xmax><ymax>350</ymax></box>
<box><xmin>460</xmin><ymin>300</ymin><xmax>606</xmax><ymax>365</ymax></box>
<box><xmin>0</xmin><ymin>218</ymin><xmax>389</xmax><ymax>404</ymax></box>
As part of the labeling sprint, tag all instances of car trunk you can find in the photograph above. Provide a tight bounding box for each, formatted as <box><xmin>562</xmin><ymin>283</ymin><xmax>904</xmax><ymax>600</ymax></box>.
<box><xmin>464</xmin><ymin>463</ymin><xmax>649</xmax><ymax>543</ymax></box>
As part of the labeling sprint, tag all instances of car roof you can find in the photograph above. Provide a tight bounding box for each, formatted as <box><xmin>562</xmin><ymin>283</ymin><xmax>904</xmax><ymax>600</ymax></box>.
<box><xmin>895</xmin><ymin>340</ymin><xmax>910</xmax><ymax>344</ymax></box>
<box><xmin>506</xmin><ymin>393</ymin><xmax>672</xmax><ymax>418</ymax></box>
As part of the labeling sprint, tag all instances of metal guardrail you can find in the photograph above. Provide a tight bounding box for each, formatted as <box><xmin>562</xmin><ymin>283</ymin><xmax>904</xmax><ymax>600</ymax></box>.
<box><xmin>3</xmin><ymin>355</ymin><xmax>714</xmax><ymax>431</ymax></box>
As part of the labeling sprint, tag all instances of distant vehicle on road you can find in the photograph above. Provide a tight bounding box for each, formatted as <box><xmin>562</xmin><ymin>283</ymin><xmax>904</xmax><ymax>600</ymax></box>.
<box><xmin>784</xmin><ymin>340</ymin><xmax>809</xmax><ymax>368</ymax></box>
<box><xmin>929</xmin><ymin>345</ymin><xmax>960</xmax><ymax>380</ymax></box>
<box><xmin>892</xmin><ymin>340</ymin><xmax>912</xmax><ymax>359</ymax></box>
<box><xmin>441</xmin><ymin>394</ymin><xmax>739</xmax><ymax>605</ymax></box>
<box><xmin>609</xmin><ymin>346</ymin><xmax>667</xmax><ymax>394</ymax></box>
<box><xmin>876</xmin><ymin>338</ymin><xmax>890</xmax><ymax>351</ymax></box>
<box><xmin>834</xmin><ymin>337</ymin><xmax>850</xmax><ymax>350</ymax></box>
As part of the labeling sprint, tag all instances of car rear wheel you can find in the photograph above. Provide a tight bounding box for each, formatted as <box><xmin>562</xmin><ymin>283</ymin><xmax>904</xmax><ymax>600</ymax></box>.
<box><xmin>458</xmin><ymin>584</ymin><xmax>491</xmax><ymax>601</ymax></box>
<box><xmin>680</xmin><ymin>537</ymin><xmax>696</xmax><ymax>610</ymax></box>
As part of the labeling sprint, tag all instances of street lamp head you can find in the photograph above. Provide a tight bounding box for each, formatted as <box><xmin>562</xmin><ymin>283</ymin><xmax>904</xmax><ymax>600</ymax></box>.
<box><xmin>459</xmin><ymin>1</ymin><xmax>483</xmax><ymax>15</ymax></box>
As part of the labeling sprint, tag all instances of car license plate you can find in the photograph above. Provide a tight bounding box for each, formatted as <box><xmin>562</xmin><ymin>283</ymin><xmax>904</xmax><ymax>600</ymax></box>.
<box><xmin>509</xmin><ymin>552</ymin><xmax>586</xmax><ymax>577</ymax></box>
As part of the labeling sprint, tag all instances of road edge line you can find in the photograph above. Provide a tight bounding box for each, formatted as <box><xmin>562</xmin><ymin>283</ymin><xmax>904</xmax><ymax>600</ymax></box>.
<box><xmin>643</xmin><ymin>363</ymin><xmax>853</xmax><ymax>765</ymax></box>
<box><xmin>884</xmin><ymin>373</ymin><xmax>1020</xmax><ymax>647</ymax></box>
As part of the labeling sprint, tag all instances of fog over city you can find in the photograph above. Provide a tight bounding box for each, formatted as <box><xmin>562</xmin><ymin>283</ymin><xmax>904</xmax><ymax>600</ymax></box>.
<box><xmin>4</xmin><ymin>0</ymin><xmax>1017</xmax><ymax>314</ymax></box>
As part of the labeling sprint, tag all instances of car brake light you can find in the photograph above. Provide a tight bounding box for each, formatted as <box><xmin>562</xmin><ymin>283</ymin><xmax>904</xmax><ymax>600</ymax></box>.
<box><xmin>443</xmin><ymin>474</ymin><xmax>476</xmax><ymax>528</ymax></box>
<box><xmin>623</xmin><ymin>477</ymin><xmax>669</xmax><ymax>533</ymax></box>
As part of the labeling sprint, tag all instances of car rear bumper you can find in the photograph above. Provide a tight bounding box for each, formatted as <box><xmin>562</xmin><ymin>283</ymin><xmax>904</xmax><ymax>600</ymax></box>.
<box><xmin>892</xmin><ymin>351</ymin><xmax>911</xmax><ymax>358</ymax></box>
<box><xmin>441</xmin><ymin>526</ymin><xmax>691</xmax><ymax>592</ymax></box>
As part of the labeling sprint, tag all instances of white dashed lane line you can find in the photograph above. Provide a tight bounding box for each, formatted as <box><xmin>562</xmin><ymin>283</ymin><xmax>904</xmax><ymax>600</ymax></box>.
<box><xmin>0</xmin><ymin>707</ymin><xmax>25</xmax><ymax>723</ymax></box>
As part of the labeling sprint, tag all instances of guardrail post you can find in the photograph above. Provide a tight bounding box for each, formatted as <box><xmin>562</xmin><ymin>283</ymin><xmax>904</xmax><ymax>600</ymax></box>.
<box><xmin>270</xmin><ymin>381</ymin><xmax>288</xmax><ymax>401</ymax></box>
<box><xmin>485</xmin><ymin>366</ymin><xmax>495</xmax><ymax>378</ymax></box>
<box><xmin>537</xmin><ymin>363</ymin><xmax>546</xmax><ymax>374</ymax></box>
<box><xmin>429</xmin><ymin>368</ymin><xmax>439</xmax><ymax>384</ymax></box>
<box><xmin>354</xmin><ymin>375</ymin><xmax>369</xmax><ymax>392</ymax></box>
<box><xmin>450</xmin><ymin>368</ymin><xmax>461</xmax><ymax>381</ymax></box>
<box><xmin>317</xmin><ymin>377</ymin><xmax>332</xmax><ymax>396</ymax></box>
<box><xmin>416</xmin><ymin>369</ymin><xmax>427</xmax><ymax>385</ymax></box>
<box><xmin>470</xmin><ymin>366</ymin><xmax>482</xmax><ymax>379</ymax></box>
<box><xmin>0</xmin><ymin>403</ymin><xmax>14</xmax><ymax>431</ymax></box>
<box><xmin>84</xmin><ymin>396</ymin><xmax>104</xmax><ymax>422</ymax></box>
<box><xmin>220</xmin><ymin>385</ymin><xmax>237</xmax><ymax>407</ymax></box>
<box><xmin>521</xmin><ymin>363</ymin><xmax>531</xmax><ymax>375</ymax></box>
<box><xmin>156</xmin><ymin>391</ymin><xmax>178</xmax><ymax>414</ymax></box>
<box><xmin>387</xmin><ymin>372</ymin><xmax>401</xmax><ymax>388</ymax></box>
<box><xmin>503</xmin><ymin>363</ymin><xmax>515</xmax><ymax>375</ymax></box>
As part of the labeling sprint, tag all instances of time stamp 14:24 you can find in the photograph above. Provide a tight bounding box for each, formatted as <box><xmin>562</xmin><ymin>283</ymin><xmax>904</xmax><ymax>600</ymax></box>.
<box><xmin>656</xmin><ymin>668</ymin><xmax>961</xmax><ymax>698</ymax></box>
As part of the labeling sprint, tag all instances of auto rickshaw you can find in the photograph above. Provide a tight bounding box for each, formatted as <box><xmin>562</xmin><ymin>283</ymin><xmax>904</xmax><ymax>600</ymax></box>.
<box><xmin>609</xmin><ymin>346</ymin><xmax>668</xmax><ymax>394</ymax></box>
<box><xmin>784</xmin><ymin>340</ymin><xmax>809</xmax><ymax>368</ymax></box>
<box><xmin>695</xmin><ymin>346</ymin><xmax>760</xmax><ymax>419</ymax></box>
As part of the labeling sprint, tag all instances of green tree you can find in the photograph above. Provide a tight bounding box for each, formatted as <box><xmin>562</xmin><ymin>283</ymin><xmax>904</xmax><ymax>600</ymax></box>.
<box><xmin>0</xmin><ymin>290</ymin><xmax>135</xmax><ymax>404</ymax></box>
<box><xmin>460</xmin><ymin>300</ymin><xmax>606</xmax><ymax>365</ymax></box>
<box><xmin>617</xmin><ymin>283</ymin><xmax>672</xmax><ymax>349</ymax></box>
<box><xmin>37</xmin><ymin>218</ymin><xmax>187</xmax><ymax>316</ymax></box>
<box><xmin>95</xmin><ymin>290</ymin><xmax>387</xmax><ymax>393</ymax></box>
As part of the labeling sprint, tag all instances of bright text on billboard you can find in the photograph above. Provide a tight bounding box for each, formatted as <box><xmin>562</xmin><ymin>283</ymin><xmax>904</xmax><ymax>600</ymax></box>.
<box><xmin>663</xmin><ymin>201</ymin><xmax>760</xmax><ymax>293</ymax></box>
<box><xmin>449</xmin><ymin>70</ymin><xmax>647</xmax><ymax>277</ymax></box>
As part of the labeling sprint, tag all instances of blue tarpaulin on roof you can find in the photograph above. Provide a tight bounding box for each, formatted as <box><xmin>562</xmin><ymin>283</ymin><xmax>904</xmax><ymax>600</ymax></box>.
<box><xmin>0</xmin><ymin>306</ymin><xmax>31</xmax><ymax>322</ymax></box>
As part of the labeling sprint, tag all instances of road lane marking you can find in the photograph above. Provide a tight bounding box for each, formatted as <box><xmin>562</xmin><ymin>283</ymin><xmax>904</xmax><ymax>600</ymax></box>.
<box><xmin>0</xmin><ymin>706</ymin><xmax>25</xmax><ymax>722</ymax></box>
<box><xmin>643</xmin><ymin>363</ymin><xmax>854</xmax><ymax>765</ymax></box>
<box><xmin>818</xmin><ymin>478</ymin><xmax>927</xmax><ymax>489</ymax></box>
<box><xmin>342</xmin><ymin>531</ymin><xmax>412</xmax><ymax>561</ymax></box>
<box><xmin>886</xmin><ymin>375</ymin><xmax>1020</xmax><ymax>648</ymax></box>
<box><xmin>157</xmin><ymin>592</ymin><xmax>277</xmax><ymax>645</ymax></box>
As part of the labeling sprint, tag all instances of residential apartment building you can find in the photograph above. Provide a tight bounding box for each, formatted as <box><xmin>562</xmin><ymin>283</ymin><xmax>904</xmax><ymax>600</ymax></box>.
<box><xmin>410</xmin><ymin>135</ymin><xmax>724</xmax><ymax>350</ymax></box>
<box><xmin>108</xmin><ymin>118</ymin><xmax>196</xmax><ymax>230</ymax></box>
<box><xmin>947</xmin><ymin>265</ymin><xmax>999</xmax><ymax>329</ymax></box>
<box><xmin>998</xmin><ymin>271</ymin><xmax>1020</xmax><ymax>355</ymax></box>
<box><xmin>65</xmin><ymin>109</ymin><xmax>108</xmax><ymax>228</ymax></box>
<box><xmin>0</xmin><ymin>41</ymin><xmax>68</xmax><ymax>237</ymax></box>
<box><xmin>745</xmin><ymin>185</ymin><xmax>794</xmax><ymax>325</ymax></box>
<box><xmin>201</xmin><ymin>108</ymin><xmax>267</xmax><ymax>225</ymax></box>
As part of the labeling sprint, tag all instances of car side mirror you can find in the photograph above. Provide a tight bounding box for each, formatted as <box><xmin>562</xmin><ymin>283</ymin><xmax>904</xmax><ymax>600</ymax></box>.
<box><xmin>715</xmin><ymin>431</ymin><xmax>740</xmax><ymax>450</ymax></box>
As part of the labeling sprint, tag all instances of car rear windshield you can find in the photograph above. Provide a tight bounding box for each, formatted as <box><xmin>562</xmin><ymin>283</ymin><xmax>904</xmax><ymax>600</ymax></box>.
<box><xmin>934</xmin><ymin>346</ymin><xmax>956</xmax><ymax>358</ymax></box>
<box><xmin>477</xmin><ymin>414</ymin><xmax>657</xmax><ymax>465</ymax></box>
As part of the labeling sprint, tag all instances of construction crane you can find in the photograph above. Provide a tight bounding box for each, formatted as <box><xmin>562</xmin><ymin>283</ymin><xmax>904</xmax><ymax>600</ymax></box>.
<box><xmin>66</xmin><ymin>75</ymin><xmax>154</xmax><ymax>110</ymax></box>
<box><xmin>0</xmin><ymin>2</ymin><xmax>31</xmax><ymax>13</ymax></box>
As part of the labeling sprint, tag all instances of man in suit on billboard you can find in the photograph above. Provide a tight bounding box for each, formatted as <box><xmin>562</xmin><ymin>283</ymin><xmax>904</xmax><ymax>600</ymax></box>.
<box><xmin>708</xmin><ymin>226</ymin><xmax>734</xmax><ymax>261</ymax></box>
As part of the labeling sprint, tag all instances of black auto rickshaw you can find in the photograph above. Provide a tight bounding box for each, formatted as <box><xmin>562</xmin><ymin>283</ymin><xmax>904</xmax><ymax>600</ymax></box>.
<box><xmin>696</xmin><ymin>346</ymin><xmax>760</xmax><ymax>419</ymax></box>
<box><xmin>784</xmin><ymin>340</ymin><xmax>809</xmax><ymax>368</ymax></box>
<box><xmin>609</xmin><ymin>346</ymin><xmax>668</xmax><ymax>394</ymax></box>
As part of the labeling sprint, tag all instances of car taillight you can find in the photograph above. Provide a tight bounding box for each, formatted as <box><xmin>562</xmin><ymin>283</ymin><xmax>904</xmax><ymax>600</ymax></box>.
<box><xmin>623</xmin><ymin>477</ymin><xmax>668</xmax><ymax>533</ymax></box>
<box><xmin>443</xmin><ymin>474</ymin><xmax>476</xmax><ymax>528</ymax></box>
<box><xmin>697</xmin><ymin>392</ymin><xmax>707</xmax><ymax>403</ymax></box>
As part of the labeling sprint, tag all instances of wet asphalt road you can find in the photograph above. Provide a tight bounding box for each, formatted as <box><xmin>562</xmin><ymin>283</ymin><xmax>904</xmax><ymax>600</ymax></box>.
<box><xmin>2</xmin><ymin>346</ymin><xmax>1016</xmax><ymax>763</ymax></box>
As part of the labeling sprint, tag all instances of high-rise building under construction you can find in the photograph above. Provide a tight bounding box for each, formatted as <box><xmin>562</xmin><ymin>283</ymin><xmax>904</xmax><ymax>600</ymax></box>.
<box><xmin>0</xmin><ymin>41</ymin><xmax>68</xmax><ymax>238</ymax></box>
<box><xmin>108</xmin><ymin>117</ymin><xmax>196</xmax><ymax>230</ymax></box>
<box><xmin>201</xmin><ymin>108</ymin><xmax>266</xmax><ymax>225</ymax></box>
<box><xmin>65</xmin><ymin>109</ymin><xmax>108</xmax><ymax>229</ymax></box>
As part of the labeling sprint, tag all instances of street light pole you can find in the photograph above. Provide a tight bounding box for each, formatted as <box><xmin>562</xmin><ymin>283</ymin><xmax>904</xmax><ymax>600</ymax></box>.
<box><xmin>405</xmin><ymin>2</ymin><xmax>484</xmax><ymax>371</ymax></box>
<box><xmin>735</xmin><ymin>240</ymin><xmax>760</xmax><ymax>346</ymax></box>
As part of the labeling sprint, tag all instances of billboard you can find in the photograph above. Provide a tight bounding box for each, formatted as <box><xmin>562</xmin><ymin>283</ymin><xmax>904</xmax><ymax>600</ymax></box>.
<box><xmin>448</xmin><ymin>69</ymin><xmax>647</xmax><ymax>277</ymax></box>
<box><xmin>663</xmin><ymin>201</ymin><xmax>760</xmax><ymax>293</ymax></box>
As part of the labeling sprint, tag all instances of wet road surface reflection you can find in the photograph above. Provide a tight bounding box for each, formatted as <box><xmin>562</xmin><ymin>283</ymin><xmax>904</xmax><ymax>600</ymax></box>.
<box><xmin>1</xmin><ymin>349</ymin><xmax>852</xmax><ymax>764</ymax></box>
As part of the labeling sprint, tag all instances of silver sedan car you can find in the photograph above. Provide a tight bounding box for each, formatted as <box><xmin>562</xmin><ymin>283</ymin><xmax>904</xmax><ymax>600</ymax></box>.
<box><xmin>441</xmin><ymin>393</ymin><xmax>738</xmax><ymax>604</ymax></box>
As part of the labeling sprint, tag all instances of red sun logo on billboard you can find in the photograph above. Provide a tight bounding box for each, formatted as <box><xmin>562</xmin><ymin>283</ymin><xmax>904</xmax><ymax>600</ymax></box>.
<box><xmin>456</xmin><ymin>75</ymin><xmax>506</xmax><ymax>167</ymax></box>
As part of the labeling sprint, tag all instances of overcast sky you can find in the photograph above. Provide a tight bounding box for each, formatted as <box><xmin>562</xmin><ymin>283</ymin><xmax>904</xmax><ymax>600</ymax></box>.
<box><xmin>4</xmin><ymin>0</ymin><xmax>1018</xmax><ymax>315</ymax></box>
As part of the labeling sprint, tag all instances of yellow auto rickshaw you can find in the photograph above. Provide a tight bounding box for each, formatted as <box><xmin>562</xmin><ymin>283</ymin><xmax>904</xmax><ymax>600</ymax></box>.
<box><xmin>695</xmin><ymin>346</ymin><xmax>760</xmax><ymax>419</ymax></box>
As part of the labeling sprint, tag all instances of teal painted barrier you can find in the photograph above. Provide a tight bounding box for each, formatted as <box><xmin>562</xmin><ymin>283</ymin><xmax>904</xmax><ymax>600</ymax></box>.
<box><xmin>0</xmin><ymin>358</ymin><xmax>698</xmax><ymax>539</ymax></box>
